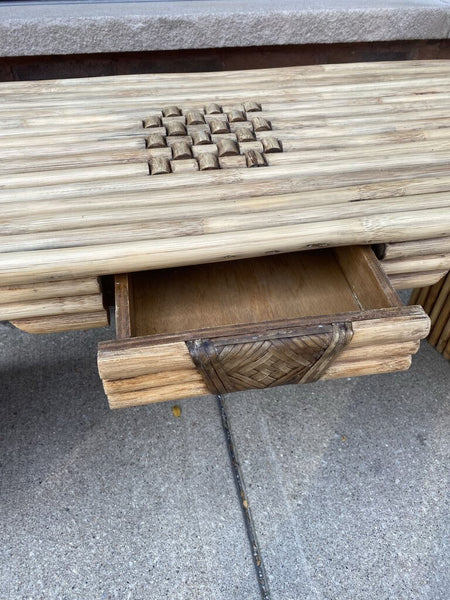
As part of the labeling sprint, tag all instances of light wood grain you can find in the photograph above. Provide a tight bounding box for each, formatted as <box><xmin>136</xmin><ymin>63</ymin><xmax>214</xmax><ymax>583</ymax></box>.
<box><xmin>12</xmin><ymin>310</ymin><xmax>109</xmax><ymax>334</ymax></box>
<box><xmin>0</xmin><ymin>294</ymin><xmax>105</xmax><ymax>321</ymax></box>
<box><xmin>0</xmin><ymin>277</ymin><xmax>100</xmax><ymax>303</ymax></box>
<box><xmin>323</xmin><ymin>356</ymin><xmax>412</xmax><ymax>380</ymax></box>
<box><xmin>382</xmin><ymin>254</ymin><xmax>450</xmax><ymax>276</ymax></box>
<box><xmin>1</xmin><ymin>209</ymin><xmax>449</xmax><ymax>285</ymax></box>
<box><xmin>389</xmin><ymin>270</ymin><xmax>448</xmax><ymax>290</ymax></box>
<box><xmin>381</xmin><ymin>236</ymin><xmax>450</xmax><ymax>260</ymax></box>
<box><xmin>97</xmin><ymin>341</ymin><xmax>195</xmax><ymax>380</ymax></box>
<box><xmin>103</xmin><ymin>369</ymin><xmax>207</xmax><ymax>394</ymax></box>
<box><xmin>127</xmin><ymin>250</ymin><xmax>364</xmax><ymax>337</ymax></box>
<box><xmin>338</xmin><ymin>341</ymin><xmax>420</xmax><ymax>362</ymax></box>
<box><xmin>429</xmin><ymin>273</ymin><xmax>450</xmax><ymax>327</ymax></box>
<box><xmin>107</xmin><ymin>381</ymin><xmax>210</xmax><ymax>408</ymax></box>
<box><xmin>429</xmin><ymin>274</ymin><xmax>450</xmax><ymax>346</ymax></box>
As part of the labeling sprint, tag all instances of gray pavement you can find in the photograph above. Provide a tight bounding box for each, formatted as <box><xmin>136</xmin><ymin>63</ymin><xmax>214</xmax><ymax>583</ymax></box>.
<box><xmin>0</xmin><ymin>319</ymin><xmax>449</xmax><ymax>599</ymax></box>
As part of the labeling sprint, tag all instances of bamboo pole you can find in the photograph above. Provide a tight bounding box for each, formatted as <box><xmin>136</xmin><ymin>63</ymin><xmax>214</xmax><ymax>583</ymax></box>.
<box><xmin>382</xmin><ymin>254</ymin><xmax>450</xmax><ymax>276</ymax></box>
<box><xmin>3</xmin><ymin>95</ymin><xmax>450</xmax><ymax>129</ymax></box>
<box><xmin>444</xmin><ymin>337</ymin><xmax>450</xmax><ymax>360</ymax></box>
<box><xmin>323</xmin><ymin>356</ymin><xmax>412</xmax><ymax>380</ymax></box>
<box><xmin>430</xmin><ymin>303</ymin><xmax>450</xmax><ymax>347</ymax></box>
<box><xmin>423</xmin><ymin>276</ymin><xmax>446</xmax><ymax>314</ymax></box>
<box><xmin>1</xmin><ymin>120</ymin><xmax>450</xmax><ymax>156</ymax></box>
<box><xmin>2</xmin><ymin>193</ymin><xmax>448</xmax><ymax>239</ymax></box>
<box><xmin>383</xmin><ymin>237</ymin><xmax>450</xmax><ymax>260</ymax></box>
<box><xmin>0</xmin><ymin>59</ymin><xmax>447</xmax><ymax>94</ymax></box>
<box><xmin>416</xmin><ymin>286</ymin><xmax>430</xmax><ymax>307</ymax></box>
<box><xmin>1</xmin><ymin>74</ymin><xmax>450</xmax><ymax>109</ymax></box>
<box><xmin>429</xmin><ymin>280</ymin><xmax>450</xmax><ymax>346</ymax></box>
<box><xmin>1</xmin><ymin>209</ymin><xmax>449</xmax><ymax>285</ymax></box>
<box><xmin>337</xmin><ymin>341</ymin><xmax>420</xmax><ymax>362</ymax></box>
<box><xmin>103</xmin><ymin>369</ymin><xmax>207</xmax><ymax>395</ymax></box>
<box><xmin>6</xmin><ymin>134</ymin><xmax>450</xmax><ymax>177</ymax></box>
<box><xmin>2</xmin><ymin>111</ymin><xmax>450</xmax><ymax>145</ymax></box>
<box><xmin>100</xmin><ymin>340</ymin><xmax>421</xmax><ymax>394</ymax></box>
<box><xmin>12</xmin><ymin>310</ymin><xmax>109</xmax><ymax>334</ymax></box>
<box><xmin>3</xmin><ymin>91</ymin><xmax>450</xmax><ymax>124</ymax></box>
<box><xmin>429</xmin><ymin>274</ymin><xmax>450</xmax><ymax>327</ymax></box>
<box><xmin>408</xmin><ymin>288</ymin><xmax>422</xmax><ymax>306</ymax></box>
<box><xmin>104</xmin><ymin>353</ymin><xmax>417</xmax><ymax>408</ymax></box>
<box><xmin>97</xmin><ymin>341</ymin><xmax>195</xmax><ymax>380</ymax></box>
<box><xmin>0</xmin><ymin>294</ymin><xmax>105</xmax><ymax>321</ymax></box>
<box><xmin>2</xmin><ymin>159</ymin><xmax>450</xmax><ymax>211</ymax></box>
<box><xmin>5</xmin><ymin>59</ymin><xmax>446</xmax><ymax>92</ymax></box>
<box><xmin>3</xmin><ymin>170</ymin><xmax>450</xmax><ymax>217</ymax></box>
<box><xmin>107</xmin><ymin>381</ymin><xmax>210</xmax><ymax>408</ymax></box>
<box><xmin>0</xmin><ymin>277</ymin><xmax>100</xmax><ymax>303</ymax></box>
<box><xmin>389</xmin><ymin>271</ymin><xmax>447</xmax><ymax>290</ymax></box>
<box><xmin>382</xmin><ymin>236</ymin><xmax>450</xmax><ymax>260</ymax></box>
<box><xmin>436</xmin><ymin>318</ymin><xmax>450</xmax><ymax>354</ymax></box>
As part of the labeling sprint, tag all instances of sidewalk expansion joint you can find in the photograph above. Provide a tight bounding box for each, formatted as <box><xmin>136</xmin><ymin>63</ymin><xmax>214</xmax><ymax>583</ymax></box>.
<box><xmin>216</xmin><ymin>393</ymin><xmax>271</xmax><ymax>600</ymax></box>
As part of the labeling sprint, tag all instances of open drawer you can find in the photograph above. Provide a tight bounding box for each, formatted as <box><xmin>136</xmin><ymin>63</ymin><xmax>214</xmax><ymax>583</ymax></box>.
<box><xmin>98</xmin><ymin>246</ymin><xmax>430</xmax><ymax>409</ymax></box>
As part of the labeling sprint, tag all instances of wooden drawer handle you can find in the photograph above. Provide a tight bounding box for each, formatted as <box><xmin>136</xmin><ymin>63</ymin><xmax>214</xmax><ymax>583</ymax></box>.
<box><xmin>187</xmin><ymin>322</ymin><xmax>353</xmax><ymax>394</ymax></box>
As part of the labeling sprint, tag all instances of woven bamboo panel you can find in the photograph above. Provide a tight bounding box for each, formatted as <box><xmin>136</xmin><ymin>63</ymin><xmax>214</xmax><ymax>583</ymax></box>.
<box><xmin>0</xmin><ymin>60</ymin><xmax>450</xmax><ymax>286</ymax></box>
<box><xmin>187</xmin><ymin>323</ymin><xmax>352</xmax><ymax>393</ymax></box>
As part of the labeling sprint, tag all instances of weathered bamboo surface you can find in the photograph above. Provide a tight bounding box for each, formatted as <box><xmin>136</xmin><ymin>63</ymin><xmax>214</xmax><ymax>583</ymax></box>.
<box><xmin>99</xmin><ymin>307</ymin><xmax>429</xmax><ymax>408</ymax></box>
<box><xmin>0</xmin><ymin>277</ymin><xmax>109</xmax><ymax>332</ymax></box>
<box><xmin>411</xmin><ymin>271</ymin><xmax>450</xmax><ymax>359</ymax></box>
<box><xmin>375</xmin><ymin>236</ymin><xmax>450</xmax><ymax>288</ymax></box>
<box><xmin>1</xmin><ymin>60</ymin><xmax>450</xmax><ymax>285</ymax></box>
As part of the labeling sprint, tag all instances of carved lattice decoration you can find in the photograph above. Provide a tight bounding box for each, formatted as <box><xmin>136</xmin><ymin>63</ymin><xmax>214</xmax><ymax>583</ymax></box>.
<box><xmin>142</xmin><ymin>102</ymin><xmax>283</xmax><ymax>175</ymax></box>
<box><xmin>187</xmin><ymin>322</ymin><xmax>353</xmax><ymax>394</ymax></box>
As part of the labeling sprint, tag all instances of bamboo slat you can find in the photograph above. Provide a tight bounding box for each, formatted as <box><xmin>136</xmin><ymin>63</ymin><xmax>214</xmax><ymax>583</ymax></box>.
<box><xmin>389</xmin><ymin>271</ymin><xmax>447</xmax><ymax>290</ymax></box>
<box><xmin>411</xmin><ymin>271</ymin><xmax>450</xmax><ymax>359</ymax></box>
<box><xmin>2</xmin><ymin>209</ymin><xmax>449</xmax><ymax>286</ymax></box>
<box><xmin>382</xmin><ymin>254</ymin><xmax>450</xmax><ymax>276</ymax></box>
<box><xmin>0</xmin><ymin>277</ymin><xmax>100</xmax><ymax>303</ymax></box>
<box><xmin>381</xmin><ymin>236</ymin><xmax>450</xmax><ymax>260</ymax></box>
<box><xmin>323</xmin><ymin>356</ymin><xmax>412</xmax><ymax>380</ymax></box>
<box><xmin>0</xmin><ymin>294</ymin><xmax>105</xmax><ymax>321</ymax></box>
<box><xmin>106</xmin><ymin>354</ymin><xmax>417</xmax><ymax>409</ymax></box>
<box><xmin>12</xmin><ymin>311</ymin><xmax>109</xmax><ymax>334</ymax></box>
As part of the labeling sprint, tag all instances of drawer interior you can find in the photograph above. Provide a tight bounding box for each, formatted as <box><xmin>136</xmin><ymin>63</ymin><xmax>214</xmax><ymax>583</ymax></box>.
<box><xmin>117</xmin><ymin>246</ymin><xmax>401</xmax><ymax>339</ymax></box>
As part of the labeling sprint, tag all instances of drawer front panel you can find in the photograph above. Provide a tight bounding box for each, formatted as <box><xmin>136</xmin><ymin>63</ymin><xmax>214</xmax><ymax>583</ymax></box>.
<box><xmin>98</xmin><ymin>307</ymin><xmax>430</xmax><ymax>409</ymax></box>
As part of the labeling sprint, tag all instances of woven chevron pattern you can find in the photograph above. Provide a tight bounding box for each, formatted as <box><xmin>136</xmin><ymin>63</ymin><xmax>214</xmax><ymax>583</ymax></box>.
<box><xmin>187</xmin><ymin>322</ymin><xmax>352</xmax><ymax>394</ymax></box>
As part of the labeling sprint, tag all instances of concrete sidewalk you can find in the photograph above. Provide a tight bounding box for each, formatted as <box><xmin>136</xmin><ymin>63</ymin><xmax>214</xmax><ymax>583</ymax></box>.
<box><xmin>0</xmin><ymin>320</ymin><xmax>448</xmax><ymax>599</ymax></box>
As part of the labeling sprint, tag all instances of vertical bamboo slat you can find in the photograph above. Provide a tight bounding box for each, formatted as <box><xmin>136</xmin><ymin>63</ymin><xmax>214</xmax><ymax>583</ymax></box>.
<box><xmin>410</xmin><ymin>271</ymin><xmax>450</xmax><ymax>359</ymax></box>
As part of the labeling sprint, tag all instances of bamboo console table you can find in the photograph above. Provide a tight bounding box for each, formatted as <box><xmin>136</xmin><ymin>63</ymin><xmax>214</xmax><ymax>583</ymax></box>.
<box><xmin>0</xmin><ymin>60</ymin><xmax>449</xmax><ymax>407</ymax></box>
